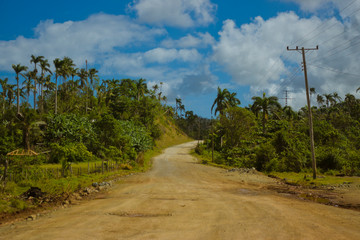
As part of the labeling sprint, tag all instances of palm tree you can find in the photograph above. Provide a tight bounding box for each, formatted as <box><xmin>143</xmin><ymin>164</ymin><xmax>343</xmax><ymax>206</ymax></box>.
<box><xmin>60</xmin><ymin>57</ymin><xmax>75</xmax><ymax>85</ymax></box>
<box><xmin>251</xmin><ymin>92</ymin><xmax>281</xmax><ymax>134</ymax></box>
<box><xmin>78</xmin><ymin>68</ymin><xmax>88</xmax><ymax>113</ymax></box>
<box><xmin>0</xmin><ymin>78</ymin><xmax>9</xmax><ymax>113</ymax></box>
<box><xmin>211</xmin><ymin>87</ymin><xmax>230</xmax><ymax>116</ymax></box>
<box><xmin>316</xmin><ymin>94</ymin><xmax>324</xmax><ymax>107</ymax></box>
<box><xmin>283</xmin><ymin>105</ymin><xmax>296</xmax><ymax>121</ymax></box>
<box><xmin>88</xmin><ymin>68</ymin><xmax>98</xmax><ymax>92</ymax></box>
<box><xmin>6</xmin><ymin>84</ymin><xmax>16</xmax><ymax>109</ymax></box>
<box><xmin>30</xmin><ymin>55</ymin><xmax>44</xmax><ymax>109</ymax></box>
<box><xmin>12</xmin><ymin>64</ymin><xmax>28</xmax><ymax>114</ymax></box>
<box><xmin>227</xmin><ymin>92</ymin><xmax>241</xmax><ymax>108</ymax></box>
<box><xmin>310</xmin><ymin>87</ymin><xmax>316</xmax><ymax>104</ymax></box>
<box><xmin>323</xmin><ymin>93</ymin><xmax>335</xmax><ymax>108</ymax></box>
<box><xmin>175</xmin><ymin>98</ymin><xmax>182</xmax><ymax>117</ymax></box>
<box><xmin>135</xmin><ymin>78</ymin><xmax>148</xmax><ymax>101</ymax></box>
<box><xmin>53</xmin><ymin>58</ymin><xmax>63</xmax><ymax>114</ymax></box>
<box><xmin>39</xmin><ymin>59</ymin><xmax>52</xmax><ymax>113</ymax></box>
<box><xmin>30</xmin><ymin>55</ymin><xmax>44</xmax><ymax>74</ymax></box>
<box><xmin>332</xmin><ymin>92</ymin><xmax>342</xmax><ymax>104</ymax></box>
<box><xmin>21</xmin><ymin>71</ymin><xmax>35</xmax><ymax>106</ymax></box>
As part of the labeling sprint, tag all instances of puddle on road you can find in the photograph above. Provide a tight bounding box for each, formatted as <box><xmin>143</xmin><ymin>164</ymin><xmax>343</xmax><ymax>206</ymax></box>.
<box><xmin>151</xmin><ymin>197</ymin><xmax>199</xmax><ymax>201</ymax></box>
<box><xmin>298</xmin><ymin>193</ymin><xmax>330</xmax><ymax>204</ymax></box>
<box><xmin>107</xmin><ymin>211</ymin><xmax>172</xmax><ymax>218</ymax></box>
<box><xmin>231</xmin><ymin>188</ymin><xmax>259</xmax><ymax>196</ymax></box>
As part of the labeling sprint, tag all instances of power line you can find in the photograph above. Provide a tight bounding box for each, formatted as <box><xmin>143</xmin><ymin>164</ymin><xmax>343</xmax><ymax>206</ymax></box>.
<box><xmin>291</xmin><ymin>0</ymin><xmax>358</xmax><ymax>46</ymax></box>
<box><xmin>308</xmin><ymin>64</ymin><xmax>360</xmax><ymax>77</ymax></box>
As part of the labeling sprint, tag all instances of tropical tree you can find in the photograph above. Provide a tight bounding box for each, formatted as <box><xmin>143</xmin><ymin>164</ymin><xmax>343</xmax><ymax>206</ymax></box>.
<box><xmin>30</xmin><ymin>55</ymin><xmax>44</xmax><ymax>109</ymax></box>
<box><xmin>227</xmin><ymin>92</ymin><xmax>241</xmax><ymax>108</ymax></box>
<box><xmin>21</xmin><ymin>71</ymin><xmax>35</xmax><ymax>106</ymax></box>
<box><xmin>211</xmin><ymin>87</ymin><xmax>230</xmax><ymax>116</ymax></box>
<box><xmin>12</xmin><ymin>64</ymin><xmax>28</xmax><ymax>114</ymax></box>
<box><xmin>39</xmin><ymin>59</ymin><xmax>52</xmax><ymax>112</ymax></box>
<box><xmin>332</xmin><ymin>92</ymin><xmax>342</xmax><ymax>104</ymax></box>
<box><xmin>175</xmin><ymin>98</ymin><xmax>182</xmax><ymax>117</ymax></box>
<box><xmin>0</xmin><ymin>78</ymin><xmax>9</xmax><ymax>113</ymax></box>
<box><xmin>53</xmin><ymin>58</ymin><xmax>63</xmax><ymax>114</ymax></box>
<box><xmin>323</xmin><ymin>93</ymin><xmax>335</xmax><ymax>108</ymax></box>
<box><xmin>135</xmin><ymin>78</ymin><xmax>148</xmax><ymax>101</ymax></box>
<box><xmin>251</xmin><ymin>92</ymin><xmax>281</xmax><ymax>134</ymax></box>
<box><xmin>317</xmin><ymin>94</ymin><xmax>325</xmax><ymax>107</ymax></box>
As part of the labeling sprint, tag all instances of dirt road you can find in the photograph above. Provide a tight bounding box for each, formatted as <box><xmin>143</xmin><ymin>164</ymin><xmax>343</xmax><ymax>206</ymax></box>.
<box><xmin>1</xmin><ymin>141</ymin><xmax>360</xmax><ymax>240</ymax></box>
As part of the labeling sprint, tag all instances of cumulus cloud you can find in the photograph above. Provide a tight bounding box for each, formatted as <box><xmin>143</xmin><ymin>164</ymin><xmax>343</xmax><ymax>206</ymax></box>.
<box><xmin>129</xmin><ymin>0</ymin><xmax>217</xmax><ymax>27</ymax></box>
<box><xmin>281</xmin><ymin>0</ymin><xmax>359</xmax><ymax>16</ymax></box>
<box><xmin>0</xmin><ymin>13</ymin><xmax>165</xmax><ymax>71</ymax></box>
<box><xmin>213</xmin><ymin>9</ymin><xmax>360</xmax><ymax>108</ymax></box>
<box><xmin>161</xmin><ymin>32</ymin><xmax>215</xmax><ymax>48</ymax></box>
<box><xmin>281</xmin><ymin>0</ymin><xmax>335</xmax><ymax>12</ymax></box>
<box><xmin>143</xmin><ymin>48</ymin><xmax>202</xmax><ymax>63</ymax></box>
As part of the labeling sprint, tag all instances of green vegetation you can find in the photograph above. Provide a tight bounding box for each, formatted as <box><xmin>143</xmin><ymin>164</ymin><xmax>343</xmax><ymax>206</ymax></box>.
<box><xmin>196</xmin><ymin>87</ymin><xmax>360</xmax><ymax>177</ymax></box>
<box><xmin>0</xmin><ymin>55</ymin><xmax>190</xmax><ymax>215</ymax></box>
<box><xmin>269</xmin><ymin>172</ymin><xmax>360</xmax><ymax>187</ymax></box>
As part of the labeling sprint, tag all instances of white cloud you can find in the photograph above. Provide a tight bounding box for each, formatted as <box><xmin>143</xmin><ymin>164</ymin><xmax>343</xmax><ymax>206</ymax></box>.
<box><xmin>129</xmin><ymin>0</ymin><xmax>217</xmax><ymax>27</ymax></box>
<box><xmin>0</xmin><ymin>13</ymin><xmax>165</xmax><ymax>71</ymax></box>
<box><xmin>213</xmin><ymin>10</ymin><xmax>360</xmax><ymax>109</ymax></box>
<box><xmin>143</xmin><ymin>48</ymin><xmax>202</xmax><ymax>63</ymax></box>
<box><xmin>281</xmin><ymin>0</ymin><xmax>359</xmax><ymax>17</ymax></box>
<box><xmin>281</xmin><ymin>0</ymin><xmax>335</xmax><ymax>12</ymax></box>
<box><xmin>161</xmin><ymin>32</ymin><xmax>215</xmax><ymax>48</ymax></box>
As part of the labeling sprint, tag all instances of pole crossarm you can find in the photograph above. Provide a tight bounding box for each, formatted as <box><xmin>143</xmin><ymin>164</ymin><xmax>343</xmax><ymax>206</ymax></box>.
<box><xmin>287</xmin><ymin>46</ymin><xmax>319</xmax><ymax>51</ymax></box>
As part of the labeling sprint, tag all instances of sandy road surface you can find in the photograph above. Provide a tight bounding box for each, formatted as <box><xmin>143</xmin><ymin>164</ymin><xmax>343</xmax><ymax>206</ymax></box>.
<box><xmin>1</xmin><ymin>141</ymin><xmax>360</xmax><ymax>240</ymax></box>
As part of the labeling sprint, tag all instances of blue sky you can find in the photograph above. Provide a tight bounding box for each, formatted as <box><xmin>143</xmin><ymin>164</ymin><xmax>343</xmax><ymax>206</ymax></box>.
<box><xmin>1</xmin><ymin>0</ymin><xmax>360</xmax><ymax>117</ymax></box>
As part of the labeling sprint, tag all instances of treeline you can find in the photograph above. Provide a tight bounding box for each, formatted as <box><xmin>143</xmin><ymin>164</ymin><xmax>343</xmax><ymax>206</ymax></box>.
<box><xmin>0</xmin><ymin>55</ymin><xmax>178</xmax><ymax>181</ymax></box>
<box><xmin>197</xmin><ymin>87</ymin><xmax>360</xmax><ymax>176</ymax></box>
<box><xmin>173</xmin><ymin>97</ymin><xmax>212</xmax><ymax>140</ymax></box>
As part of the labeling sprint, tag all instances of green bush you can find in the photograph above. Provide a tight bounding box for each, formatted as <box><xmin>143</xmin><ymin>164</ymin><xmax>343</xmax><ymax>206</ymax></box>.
<box><xmin>255</xmin><ymin>143</ymin><xmax>277</xmax><ymax>171</ymax></box>
<box><xmin>49</xmin><ymin>142</ymin><xmax>94</xmax><ymax>163</ymax></box>
<box><xmin>342</xmin><ymin>150</ymin><xmax>360</xmax><ymax>176</ymax></box>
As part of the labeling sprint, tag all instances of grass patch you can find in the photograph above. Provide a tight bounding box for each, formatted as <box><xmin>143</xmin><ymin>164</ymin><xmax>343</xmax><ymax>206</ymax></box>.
<box><xmin>191</xmin><ymin>149</ymin><xmax>232</xmax><ymax>170</ymax></box>
<box><xmin>269</xmin><ymin>172</ymin><xmax>360</xmax><ymax>187</ymax></box>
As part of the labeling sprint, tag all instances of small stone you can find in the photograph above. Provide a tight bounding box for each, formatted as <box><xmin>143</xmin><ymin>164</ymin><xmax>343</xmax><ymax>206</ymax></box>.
<box><xmin>26</xmin><ymin>215</ymin><xmax>36</xmax><ymax>221</ymax></box>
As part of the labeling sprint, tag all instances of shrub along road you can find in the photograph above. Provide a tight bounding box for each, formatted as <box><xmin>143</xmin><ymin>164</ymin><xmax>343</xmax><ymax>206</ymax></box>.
<box><xmin>1</xmin><ymin>141</ymin><xmax>360</xmax><ymax>239</ymax></box>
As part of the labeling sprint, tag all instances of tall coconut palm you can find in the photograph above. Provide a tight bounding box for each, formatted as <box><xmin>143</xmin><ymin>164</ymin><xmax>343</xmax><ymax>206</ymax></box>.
<box><xmin>53</xmin><ymin>58</ymin><xmax>63</xmax><ymax>114</ymax></box>
<box><xmin>135</xmin><ymin>78</ymin><xmax>148</xmax><ymax>101</ymax></box>
<box><xmin>323</xmin><ymin>93</ymin><xmax>335</xmax><ymax>108</ymax></box>
<box><xmin>60</xmin><ymin>57</ymin><xmax>75</xmax><ymax>85</ymax></box>
<box><xmin>30</xmin><ymin>55</ymin><xmax>44</xmax><ymax>109</ymax></box>
<box><xmin>211</xmin><ymin>87</ymin><xmax>230</xmax><ymax>116</ymax></box>
<box><xmin>39</xmin><ymin>59</ymin><xmax>52</xmax><ymax>112</ymax></box>
<box><xmin>78</xmin><ymin>68</ymin><xmax>88</xmax><ymax>113</ymax></box>
<box><xmin>0</xmin><ymin>78</ymin><xmax>9</xmax><ymax>113</ymax></box>
<box><xmin>175</xmin><ymin>98</ymin><xmax>182</xmax><ymax>117</ymax></box>
<box><xmin>21</xmin><ymin>71</ymin><xmax>35</xmax><ymax>106</ymax></box>
<box><xmin>251</xmin><ymin>92</ymin><xmax>281</xmax><ymax>134</ymax></box>
<box><xmin>332</xmin><ymin>92</ymin><xmax>342</xmax><ymax>104</ymax></box>
<box><xmin>227</xmin><ymin>92</ymin><xmax>241</xmax><ymax>108</ymax></box>
<box><xmin>12</xmin><ymin>64</ymin><xmax>28</xmax><ymax>114</ymax></box>
<box><xmin>6</xmin><ymin>84</ymin><xmax>16</xmax><ymax>109</ymax></box>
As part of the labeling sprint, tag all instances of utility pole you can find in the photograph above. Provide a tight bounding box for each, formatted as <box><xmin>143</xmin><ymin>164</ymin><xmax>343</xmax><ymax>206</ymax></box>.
<box><xmin>280</xmin><ymin>89</ymin><xmax>294</xmax><ymax>106</ymax></box>
<box><xmin>287</xmin><ymin>46</ymin><xmax>318</xmax><ymax>179</ymax></box>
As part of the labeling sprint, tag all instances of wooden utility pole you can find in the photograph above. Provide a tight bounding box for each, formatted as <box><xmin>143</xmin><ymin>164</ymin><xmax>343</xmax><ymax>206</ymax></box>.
<box><xmin>287</xmin><ymin>46</ymin><xmax>318</xmax><ymax>179</ymax></box>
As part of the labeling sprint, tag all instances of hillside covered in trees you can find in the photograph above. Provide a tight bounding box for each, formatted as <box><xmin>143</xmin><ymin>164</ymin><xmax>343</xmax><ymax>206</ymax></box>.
<box><xmin>0</xmin><ymin>55</ymin><xmax>197</xmax><ymax>199</ymax></box>
<box><xmin>196</xmin><ymin>87</ymin><xmax>360</xmax><ymax>176</ymax></box>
